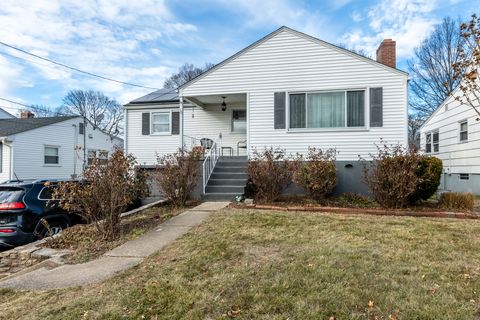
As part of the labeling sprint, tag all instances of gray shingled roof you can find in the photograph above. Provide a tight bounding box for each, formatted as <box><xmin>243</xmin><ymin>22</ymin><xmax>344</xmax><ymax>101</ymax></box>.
<box><xmin>128</xmin><ymin>88</ymin><xmax>179</xmax><ymax>105</ymax></box>
<box><xmin>0</xmin><ymin>116</ymin><xmax>79</xmax><ymax>137</ymax></box>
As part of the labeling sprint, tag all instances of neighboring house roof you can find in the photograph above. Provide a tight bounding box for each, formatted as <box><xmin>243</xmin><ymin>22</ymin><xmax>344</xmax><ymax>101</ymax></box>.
<box><xmin>127</xmin><ymin>88</ymin><xmax>179</xmax><ymax>105</ymax></box>
<box><xmin>0</xmin><ymin>107</ymin><xmax>16</xmax><ymax>119</ymax></box>
<box><xmin>0</xmin><ymin>116</ymin><xmax>79</xmax><ymax>137</ymax></box>
<box><xmin>179</xmin><ymin>26</ymin><xmax>408</xmax><ymax>91</ymax></box>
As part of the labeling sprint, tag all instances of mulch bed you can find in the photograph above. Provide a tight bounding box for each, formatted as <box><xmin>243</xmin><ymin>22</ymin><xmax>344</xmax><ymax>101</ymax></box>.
<box><xmin>230</xmin><ymin>203</ymin><xmax>480</xmax><ymax>220</ymax></box>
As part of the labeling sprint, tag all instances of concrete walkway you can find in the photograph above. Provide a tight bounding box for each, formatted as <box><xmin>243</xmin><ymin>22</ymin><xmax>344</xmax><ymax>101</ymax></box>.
<box><xmin>0</xmin><ymin>202</ymin><xmax>229</xmax><ymax>290</ymax></box>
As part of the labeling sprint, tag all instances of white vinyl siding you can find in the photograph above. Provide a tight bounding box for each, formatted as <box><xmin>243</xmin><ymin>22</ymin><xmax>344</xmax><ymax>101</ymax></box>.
<box><xmin>0</xmin><ymin>117</ymin><xmax>123</xmax><ymax>182</ymax></box>
<box><xmin>420</xmin><ymin>89</ymin><xmax>480</xmax><ymax>174</ymax></box>
<box><xmin>182</xmin><ymin>29</ymin><xmax>407</xmax><ymax>160</ymax></box>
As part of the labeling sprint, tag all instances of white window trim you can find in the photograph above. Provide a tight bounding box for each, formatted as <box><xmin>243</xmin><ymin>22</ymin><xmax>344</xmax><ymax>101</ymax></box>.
<box><xmin>231</xmin><ymin>109</ymin><xmax>247</xmax><ymax>134</ymax></box>
<box><xmin>150</xmin><ymin>111</ymin><xmax>172</xmax><ymax>135</ymax></box>
<box><xmin>425</xmin><ymin>130</ymin><xmax>439</xmax><ymax>154</ymax></box>
<box><xmin>44</xmin><ymin>145</ymin><xmax>61</xmax><ymax>167</ymax></box>
<box><xmin>286</xmin><ymin>88</ymin><xmax>369</xmax><ymax>133</ymax></box>
<box><xmin>459</xmin><ymin>119</ymin><xmax>468</xmax><ymax>143</ymax></box>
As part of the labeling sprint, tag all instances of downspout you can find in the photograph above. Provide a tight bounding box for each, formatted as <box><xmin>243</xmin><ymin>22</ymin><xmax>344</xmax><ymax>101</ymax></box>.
<box><xmin>72</xmin><ymin>124</ymin><xmax>77</xmax><ymax>177</ymax></box>
<box><xmin>83</xmin><ymin>117</ymin><xmax>87</xmax><ymax>172</ymax></box>
<box><xmin>179</xmin><ymin>89</ymin><xmax>184</xmax><ymax>152</ymax></box>
<box><xmin>124</xmin><ymin>108</ymin><xmax>128</xmax><ymax>153</ymax></box>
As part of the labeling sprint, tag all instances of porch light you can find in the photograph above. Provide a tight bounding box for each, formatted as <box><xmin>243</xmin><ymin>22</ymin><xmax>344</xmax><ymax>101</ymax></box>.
<box><xmin>221</xmin><ymin>96</ymin><xmax>227</xmax><ymax>111</ymax></box>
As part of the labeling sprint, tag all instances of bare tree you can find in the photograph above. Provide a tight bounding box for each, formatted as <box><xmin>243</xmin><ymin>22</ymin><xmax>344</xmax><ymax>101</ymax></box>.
<box><xmin>26</xmin><ymin>104</ymin><xmax>62</xmax><ymax>117</ymax></box>
<box><xmin>163</xmin><ymin>63</ymin><xmax>214</xmax><ymax>89</ymax></box>
<box><xmin>408</xmin><ymin>113</ymin><xmax>425</xmax><ymax>150</ymax></box>
<box><xmin>453</xmin><ymin>14</ymin><xmax>480</xmax><ymax>121</ymax></box>
<box><xmin>408</xmin><ymin>17</ymin><xmax>465</xmax><ymax>117</ymax></box>
<box><xmin>60</xmin><ymin>90</ymin><xmax>123</xmax><ymax>135</ymax></box>
<box><xmin>336</xmin><ymin>43</ymin><xmax>372</xmax><ymax>59</ymax></box>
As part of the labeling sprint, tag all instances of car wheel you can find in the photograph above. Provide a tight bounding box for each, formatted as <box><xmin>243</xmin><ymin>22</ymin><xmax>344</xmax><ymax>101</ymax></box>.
<box><xmin>38</xmin><ymin>220</ymin><xmax>68</xmax><ymax>239</ymax></box>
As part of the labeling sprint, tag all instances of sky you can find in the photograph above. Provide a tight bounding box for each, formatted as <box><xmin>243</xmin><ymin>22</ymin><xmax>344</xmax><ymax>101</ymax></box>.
<box><xmin>0</xmin><ymin>0</ymin><xmax>476</xmax><ymax>116</ymax></box>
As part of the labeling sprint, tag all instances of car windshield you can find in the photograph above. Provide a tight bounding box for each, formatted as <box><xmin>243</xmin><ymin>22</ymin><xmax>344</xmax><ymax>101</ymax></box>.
<box><xmin>0</xmin><ymin>188</ymin><xmax>24</xmax><ymax>204</ymax></box>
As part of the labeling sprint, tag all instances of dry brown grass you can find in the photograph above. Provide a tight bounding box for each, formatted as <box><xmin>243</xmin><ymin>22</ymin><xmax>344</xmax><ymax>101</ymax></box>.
<box><xmin>1</xmin><ymin>208</ymin><xmax>480</xmax><ymax>319</ymax></box>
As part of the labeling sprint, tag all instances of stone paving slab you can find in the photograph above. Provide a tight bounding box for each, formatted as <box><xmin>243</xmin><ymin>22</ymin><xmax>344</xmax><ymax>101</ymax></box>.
<box><xmin>0</xmin><ymin>202</ymin><xmax>229</xmax><ymax>290</ymax></box>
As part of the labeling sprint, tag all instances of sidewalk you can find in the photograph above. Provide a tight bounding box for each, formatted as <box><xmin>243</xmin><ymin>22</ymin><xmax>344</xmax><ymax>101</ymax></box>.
<box><xmin>0</xmin><ymin>202</ymin><xmax>229</xmax><ymax>290</ymax></box>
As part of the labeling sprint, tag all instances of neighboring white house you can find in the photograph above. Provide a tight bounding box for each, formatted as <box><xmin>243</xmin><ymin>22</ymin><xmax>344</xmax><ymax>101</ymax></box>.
<box><xmin>0</xmin><ymin>107</ymin><xmax>16</xmax><ymax>119</ymax></box>
<box><xmin>0</xmin><ymin>112</ymin><xmax>123</xmax><ymax>182</ymax></box>
<box><xmin>420</xmin><ymin>87</ymin><xmax>480</xmax><ymax>195</ymax></box>
<box><xmin>125</xmin><ymin>26</ymin><xmax>408</xmax><ymax>197</ymax></box>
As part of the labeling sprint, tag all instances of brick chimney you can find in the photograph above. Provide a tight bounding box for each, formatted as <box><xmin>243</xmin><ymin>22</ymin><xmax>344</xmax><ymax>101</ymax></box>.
<box><xmin>20</xmin><ymin>110</ymin><xmax>35</xmax><ymax>119</ymax></box>
<box><xmin>376</xmin><ymin>39</ymin><xmax>396</xmax><ymax>68</ymax></box>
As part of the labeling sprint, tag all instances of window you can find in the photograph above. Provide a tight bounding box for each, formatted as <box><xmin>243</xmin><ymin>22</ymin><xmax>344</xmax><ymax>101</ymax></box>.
<box><xmin>459</xmin><ymin>120</ymin><xmax>468</xmax><ymax>142</ymax></box>
<box><xmin>88</xmin><ymin>150</ymin><xmax>108</xmax><ymax>165</ymax></box>
<box><xmin>38</xmin><ymin>186</ymin><xmax>56</xmax><ymax>200</ymax></box>
<box><xmin>288</xmin><ymin>90</ymin><xmax>365</xmax><ymax>129</ymax></box>
<box><xmin>425</xmin><ymin>133</ymin><xmax>432</xmax><ymax>153</ymax></box>
<box><xmin>459</xmin><ymin>173</ymin><xmax>469</xmax><ymax>180</ymax></box>
<box><xmin>433</xmin><ymin>131</ymin><xmax>439</xmax><ymax>152</ymax></box>
<box><xmin>44</xmin><ymin>146</ymin><xmax>59</xmax><ymax>165</ymax></box>
<box><xmin>151</xmin><ymin>112</ymin><xmax>170</xmax><ymax>134</ymax></box>
<box><xmin>232</xmin><ymin>110</ymin><xmax>247</xmax><ymax>133</ymax></box>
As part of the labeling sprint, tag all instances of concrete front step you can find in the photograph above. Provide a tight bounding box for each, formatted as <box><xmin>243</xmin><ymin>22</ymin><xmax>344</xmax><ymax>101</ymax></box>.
<box><xmin>215</xmin><ymin>161</ymin><xmax>247</xmax><ymax>168</ymax></box>
<box><xmin>210</xmin><ymin>172</ymin><xmax>248</xmax><ymax>180</ymax></box>
<box><xmin>202</xmin><ymin>193</ymin><xmax>240</xmax><ymax>201</ymax></box>
<box><xmin>213</xmin><ymin>166</ymin><xmax>246</xmax><ymax>173</ymax></box>
<box><xmin>208</xmin><ymin>178</ymin><xmax>247</xmax><ymax>186</ymax></box>
<box><xmin>205</xmin><ymin>185</ymin><xmax>245</xmax><ymax>194</ymax></box>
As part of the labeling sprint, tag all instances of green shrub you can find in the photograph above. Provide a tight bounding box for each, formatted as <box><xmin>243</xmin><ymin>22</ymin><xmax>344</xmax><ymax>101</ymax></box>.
<box><xmin>439</xmin><ymin>192</ymin><xmax>475</xmax><ymax>211</ymax></box>
<box><xmin>362</xmin><ymin>143</ymin><xmax>422</xmax><ymax>209</ymax></box>
<box><xmin>408</xmin><ymin>156</ymin><xmax>443</xmax><ymax>204</ymax></box>
<box><xmin>292</xmin><ymin>147</ymin><xmax>337</xmax><ymax>200</ymax></box>
<box><xmin>246</xmin><ymin>148</ymin><xmax>292</xmax><ymax>203</ymax></box>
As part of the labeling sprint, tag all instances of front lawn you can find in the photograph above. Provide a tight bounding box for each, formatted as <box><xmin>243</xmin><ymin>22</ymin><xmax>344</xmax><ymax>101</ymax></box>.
<box><xmin>1</xmin><ymin>208</ymin><xmax>480</xmax><ymax>319</ymax></box>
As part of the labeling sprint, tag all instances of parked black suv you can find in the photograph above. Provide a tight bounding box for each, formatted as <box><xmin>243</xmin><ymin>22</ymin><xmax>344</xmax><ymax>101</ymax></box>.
<box><xmin>0</xmin><ymin>179</ymin><xmax>81</xmax><ymax>248</ymax></box>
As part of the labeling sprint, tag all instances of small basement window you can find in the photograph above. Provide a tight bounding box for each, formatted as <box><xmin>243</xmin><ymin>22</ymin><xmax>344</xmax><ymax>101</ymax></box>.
<box><xmin>459</xmin><ymin>120</ymin><xmax>468</xmax><ymax>142</ymax></box>
<box><xmin>459</xmin><ymin>173</ymin><xmax>469</xmax><ymax>180</ymax></box>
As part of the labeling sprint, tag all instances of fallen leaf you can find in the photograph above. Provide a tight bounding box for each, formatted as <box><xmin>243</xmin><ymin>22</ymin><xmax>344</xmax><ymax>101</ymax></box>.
<box><xmin>368</xmin><ymin>300</ymin><xmax>374</xmax><ymax>308</ymax></box>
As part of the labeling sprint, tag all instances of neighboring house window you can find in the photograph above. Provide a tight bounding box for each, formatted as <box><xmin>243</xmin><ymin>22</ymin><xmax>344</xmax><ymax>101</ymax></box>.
<box><xmin>151</xmin><ymin>112</ymin><xmax>170</xmax><ymax>134</ymax></box>
<box><xmin>44</xmin><ymin>146</ymin><xmax>59</xmax><ymax>165</ymax></box>
<box><xmin>432</xmin><ymin>131</ymin><xmax>439</xmax><ymax>152</ymax></box>
<box><xmin>459</xmin><ymin>120</ymin><xmax>468</xmax><ymax>142</ymax></box>
<box><xmin>459</xmin><ymin>173</ymin><xmax>469</xmax><ymax>180</ymax></box>
<box><xmin>425</xmin><ymin>133</ymin><xmax>432</xmax><ymax>153</ymax></box>
<box><xmin>88</xmin><ymin>150</ymin><xmax>108</xmax><ymax>165</ymax></box>
<box><xmin>232</xmin><ymin>110</ymin><xmax>247</xmax><ymax>133</ymax></box>
<box><xmin>289</xmin><ymin>90</ymin><xmax>365</xmax><ymax>129</ymax></box>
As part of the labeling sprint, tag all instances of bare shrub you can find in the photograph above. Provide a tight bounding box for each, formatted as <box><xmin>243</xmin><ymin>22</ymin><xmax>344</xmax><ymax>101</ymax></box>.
<box><xmin>439</xmin><ymin>192</ymin><xmax>475</xmax><ymax>211</ymax></box>
<box><xmin>53</xmin><ymin>150</ymin><xmax>148</xmax><ymax>240</ymax></box>
<box><xmin>154</xmin><ymin>149</ymin><xmax>201</xmax><ymax>207</ymax></box>
<box><xmin>246</xmin><ymin>148</ymin><xmax>292</xmax><ymax>203</ymax></box>
<box><xmin>361</xmin><ymin>143</ymin><xmax>422</xmax><ymax>208</ymax></box>
<box><xmin>292</xmin><ymin>147</ymin><xmax>337</xmax><ymax>200</ymax></box>
<box><xmin>408</xmin><ymin>156</ymin><xmax>443</xmax><ymax>204</ymax></box>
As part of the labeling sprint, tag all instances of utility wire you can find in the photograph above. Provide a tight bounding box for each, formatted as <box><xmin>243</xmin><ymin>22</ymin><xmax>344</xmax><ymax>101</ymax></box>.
<box><xmin>0</xmin><ymin>41</ymin><xmax>160</xmax><ymax>90</ymax></box>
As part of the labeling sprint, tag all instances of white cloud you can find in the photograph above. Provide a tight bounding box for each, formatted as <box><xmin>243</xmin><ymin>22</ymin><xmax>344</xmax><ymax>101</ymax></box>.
<box><xmin>341</xmin><ymin>0</ymin><xmax>439</xmax><ymax>59</ymax></box>
<box><xmin>0</xmin><ymin>0</ymin><xmax>197</xmax><ymax>105</ymax></box>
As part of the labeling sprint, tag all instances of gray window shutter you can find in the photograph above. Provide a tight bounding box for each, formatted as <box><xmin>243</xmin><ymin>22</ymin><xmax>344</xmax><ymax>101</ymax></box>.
<box><xmin>274</xmin><ymin>92</ymin><xmax>286</xmax><ymax>129</ymax></box>
<box><xmin>79</xmin><ymin>122</ymin><xmax>84</xmax><ymax>135</ymax></box>
<box><xmin>142</xmin><ymin>112</ymin><xmax>150</xmax><ymax>135</ymax></box>
<box><xmin>370</xmin><ymin>87</ymin><xmax>383</xmax><ymax>127</ymax></box>
<box><xmin>171</xmin><ymin>111</ymin><xmax>180</xmax><ymax>135</ymax></box>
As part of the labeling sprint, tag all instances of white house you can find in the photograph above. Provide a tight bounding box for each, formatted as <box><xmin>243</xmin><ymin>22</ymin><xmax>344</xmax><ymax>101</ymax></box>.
<box><xmin>0</xmin><ymin>107</ymin><xmax>16</xmax><ymax>119</ymax></box>
<box><xmin>125</xmin><ymin>26</ymin><xmax>408</xmax><ymax>199</ymax></box>
<box><xmin>0</xmin><ymin>112</ymin><xmax>123</xmax><ymax>182</ymax></box>
<box><xmin>420</xmin><ymin>87</ymin><xmax>480</xmax><ymax>195</ymax></box>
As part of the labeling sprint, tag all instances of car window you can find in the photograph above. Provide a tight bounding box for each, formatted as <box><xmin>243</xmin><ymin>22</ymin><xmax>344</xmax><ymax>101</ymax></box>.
<box><xmin>38</xmin><ymin>186</ymin><xmax>57</xmax><ymax>200</ymax></box>
<box><xmin>0</xmin><ymin>187</ymin><xmax>24</xmax><ymax>203</ymax></box>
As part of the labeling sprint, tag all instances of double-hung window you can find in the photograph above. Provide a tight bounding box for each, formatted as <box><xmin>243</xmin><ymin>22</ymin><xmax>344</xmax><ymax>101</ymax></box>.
<box><xmin>151</xmin><ymin>112</ymin><xmax>170</xmax><ymax>134</ymax></box>
<box><xmin>425</xmin><ymin>131</ymin><xmax>439</xmax><ymax>153</ymax></box>
<box><xmin>289</xmin><ymin>90</ymin><xmax>365</xmax><ymax>129</ymax></box>
<box><xmin>459</xmin><ymin>120</ymin><xmax>468</xmax><ymax>142</ymax></box>
<box><xmin>44</xmin><ymin>146</ymin><xmax>60</xmax><ymax>165</ymax></box>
